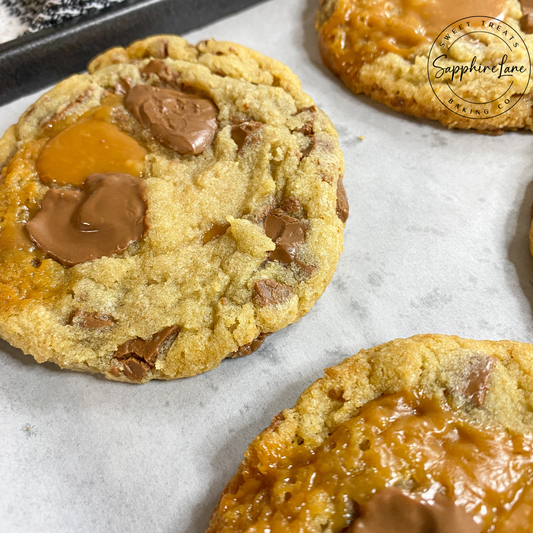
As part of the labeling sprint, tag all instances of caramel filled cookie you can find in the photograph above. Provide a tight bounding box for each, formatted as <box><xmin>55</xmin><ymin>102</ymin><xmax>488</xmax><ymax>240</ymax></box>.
<box><xmin>207</xmin><ymin>334</ymin><xmax>533</xmax><ymax>532</ymax></box>
<box><xmin>0</xmin><ymin>35</ymin><xmax>346</xmax><ymax>383</ymax></box>
<box><xmin>316</xmin><ymin>0</ymin><xmax>533</xmax><ymax>132</ymax></box>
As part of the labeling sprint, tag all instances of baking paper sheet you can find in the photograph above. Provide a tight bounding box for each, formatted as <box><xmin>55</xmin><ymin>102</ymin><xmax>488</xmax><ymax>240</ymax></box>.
<box><xmin>2</xmin><ymin>0</ymin><xmax>533</xmax><ymax>531</ymax></box>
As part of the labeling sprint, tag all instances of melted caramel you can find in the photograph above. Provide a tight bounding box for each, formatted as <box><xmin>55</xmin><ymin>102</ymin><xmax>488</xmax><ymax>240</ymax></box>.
<box><xmin>319</xmin><ymin>0</ymin><xmax>507</xmax><ymax>71</ymax></box>
<box><xmin>211</xmin><ymin>391</ymin><xmax>533</xmax><ymax>532</ymax></box>
<box><xmin>0</xmin><ymin>143</ymin><xmax>65</xmax><ymax>305</ymax></box>
<box><xmin>0</xmin><ymin>94</ymin><xmax>145</xmax><ymax>307</ymax></box>
<box><xmin>36</xmin><ymin>118</ymin><xmax>147</xmax><ymax>187</ymax></box>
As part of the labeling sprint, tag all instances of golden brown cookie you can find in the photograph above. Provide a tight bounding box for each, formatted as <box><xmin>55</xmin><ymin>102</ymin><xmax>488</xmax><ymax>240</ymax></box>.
<box><xmin>206</xmin><ymin>334</ymin><xmax>533</xmax><ymax>532</ymax></box>
<box><xmin>316</xmin><ymin>0</ymin><xmax>533</xmax><ymax>133</ymax></box>
<box><xmin>0</xmin><ymin>35</ymin><xmax>347</xmax><ymax>383</ymax></box>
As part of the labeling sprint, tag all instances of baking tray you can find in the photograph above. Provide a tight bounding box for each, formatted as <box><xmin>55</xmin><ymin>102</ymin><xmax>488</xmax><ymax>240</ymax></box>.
<box><xmin>0</xmin><ymin>0</ymin><xmax>266</xmax><ymax>106</ymax></box>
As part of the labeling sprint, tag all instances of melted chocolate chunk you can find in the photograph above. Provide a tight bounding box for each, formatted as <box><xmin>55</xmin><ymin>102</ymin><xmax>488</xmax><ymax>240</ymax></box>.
<box><xmin>124</xmin><ymin>85</ymin><xmax>218</xmax><ymax>155</ymax></box>
<box><xmin>123</xmin><ymin>357</ymin><xmax>152</xmax><ymax>381</ymax></box>
<box><xmin>297</xmin><ymin>107</ymin><xmax>316</xmax><ymax>136</ymax></box>
<box><xmin>264</xmin><ymin>209</ymin><xmax>304</xmax><ymax>242</ymax></box>
<box><xmin>254</xmin><ymin>279</ymin><xmax>291</xmax><ymax>307</ymax></box>
<box><xmin>336</xmin><ymin>177</ymin><xmax>349</xmax><ymax>223</ymax></box>
<box><xmin>114</xmin><ymin>325</ymin><xmax>180</xmax><ymax>366</ymax></box>
<box><xmin>353</xmin><ymin>488</ymin><xmax>480</xmax><ymax>533</ymax></box>
<box><xmin>279</xmin><ymin>196</ymin><xmax>301</xmax><ymax>215</ymax></box>
<box><xmin>226</xmin><ymin>332</ymin><xmax>271</xmax><ymax>359</ymax></box>
<box><xmin>458</xmin><ymin>357</ymin><xmax>495</xmax><ymax>407</ymax></box>
<box><xmin>264</xmin><ymin>209</ymin><xmax>309</xmax><ymax>271</ymax></box>
<box><xmin>140</xmin><ymin>60</ymin><xmax>180</xmax><ymax>87</ymax></box>
<box><xmin>300</xmin><ymin>136</ymin><xmax>315</xmax><ymax>159</ymax></box>
<box><xmin>521</xmin><ymin>1</ymin><xmax>533</xmax><ymax>32</ymax></box>
<box><xmin>231</xmin><ymin>121</ymin><xmax>263</xmax><ymax>151</ymax></box>
<box><xmin>114</xmin><ymin>78</ymin><xmax>134</xmax><ymax>95</ymax></box>
<box><xmin>298</xmin><ymin>120</ymin><xmax>314</xmax><ymax>136</ymax></box>
<box><xmin>521</xmin><ymin>13</ymin><xmax>533</xmax><ymax>32</ymax></box>
<box><xmin>26</xmin><ymin>173</ymin><xmax>148</xmax><ymax>267</ymax></box>
<box><xmin>69</xmin><ymin>310</ymin><xmax>115</xmax><ymax>328</ymax></box>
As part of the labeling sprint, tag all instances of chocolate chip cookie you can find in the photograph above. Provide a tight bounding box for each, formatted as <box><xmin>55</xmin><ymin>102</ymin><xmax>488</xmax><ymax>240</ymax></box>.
<box><xmin>206</xmin><ymin>334</ymin><xmax>533</xmax><ymax>532</ymax></box>
<box><xmin>0</xmin><ymin>35</ymin><xmax>347</xmax><ymax>382</ymax></box>
<box><xmin>316</xmin><ymin>0</ymin><xmax>533</xmax><ymax>132</ymax></box>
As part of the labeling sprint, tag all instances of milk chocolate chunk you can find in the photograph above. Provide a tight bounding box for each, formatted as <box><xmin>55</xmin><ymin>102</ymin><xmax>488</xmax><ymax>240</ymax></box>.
<box><xmin>226</xmin><ymin>332</ymin><xmax>271</xmax><ymax>359</ymax></box>
<box><xmin>336</xmin><ymin>177</ymin><xmax>349</xmax><ymax>223</ymax></box>
<box><xmin>457</xmin><ymin>357</ymin><xmax>495</xmax><ymax>407</ymax></box>
<box><xmin>114</xmin><ymin>325</ymin><xmax>180</xmax><ymax>366</ymax></box>
<box><xmin>521</xmin><ymin>0</ymin><xmax>533</xmax><ymax>12</ymax></box>
<box><xmin>254</xmin><ymin>279</ymin><xmax>291</xmax><ymax>307</ymax></box>
<box><xmin>520</xmin><ymin>0</ymin><xmax>533</xmax><ymax>32</ymax></box>
<box><xmin>140</xmin><ymin>60</ymin><xmax>180</xmax><ymax>87</ymax></box>
<box><xmin>353</xmin><ymin>488</ymin><xmax>480</xmax><ymax>533</ymax></box>
<box><xmin>230</xmin><ymin>121</ymin><xmax>263</xmax><ymax>151</ymax></box>
<box><xmin>124</xmin><ymin>85</ymin><xmax>218</xmax><ymax>155</ymax></box>
<box><xmin>279</xmin><ymin>196</ymin><xmax>301</xmax><ymax>215</ymax></box>
<box><xmin>123</xmin><ymin>357</ymin><xmax>151</xmax><ymax>381</ymax></box>
<box><xmin>521</xmin><ymin>13</ymin><xmax>533</xmax><ymax>33</ymax></box>
<box><xmin>264</xmin><ymin>209</ymin><xmax>306</xmax><ymax>266</ymax></box>
<box><xmin>300</xmin><ymin>136</ymin><xmax>315</xmax><ymax>159</ymax></box>
<box><xmin>69</xmin><ymin>309</ymin><xmax>115</xmax><ymax>328</ymax></box>
<box><xmin>26</xmin><ymin>173</ymin><xmax>147</xmax><ymax>267</ymax></box>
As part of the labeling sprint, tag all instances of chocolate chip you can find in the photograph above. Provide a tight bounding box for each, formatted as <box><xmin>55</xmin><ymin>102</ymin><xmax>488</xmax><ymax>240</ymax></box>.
<box><xmin>202</xmin><ymin>222</ymin><xmax>230</xmax><ymax>244</ymax></box>
<box><xmin>26</xmin><ymin>173</ymin><xmax>148</xmax><ymax>267</ymax></box>
<box><xmin>140</xmin><ymin>60</ymin><xmax>180</xmax><ymax>88</ymax></box>
<box><xmin>264</xmin><ymin>209</ymin><xmax>306</xmax><ymax>267</ymax></box>
<box><xmin>457</xmin><ymin>357</ymin><xmax>495</xmax><ymax>407</ymax></box>
<box><xmin>226</xmin><ymin>332</ymin><xmax>271</xmax><ymax>359</ymax></box>
<box><xmin>336</xmin><ymin>177</ymin><xmax>349</xmax><ymax>223</ymax></box>
<box><xmin>123</xmin><ymin>357</ymin><xmax>151</xmax><ymax>381</ymax></box>
<box><xmin>114</xmin><ymin>325</ymin><xmax>180</xmax><ymax>366</ymax></box>
<box><xmin>69</xmin><ymin>310</ymin><xmax>115</xmax><ymax>329</ymax></box>
<box><xmin>300</xmin><ymin>136</ymin><xmax>315</xmax><ymax>159</ymax></box>
<box><xmin>264</xmin><ymin>209</ymin><xmax>303</xmax><ymax>241</ymax></box>
<box><xmin>231</xmin><ymin>121</ymin><xmax>263</xmax><ymax>151</ymax></box>
<box><xmin>114</xmin><ymin>78</ymin><xmax>133</xmax><ymax>96</ymax></box>
<box><xmin>521</xmin><ymin>0</ymin><xmax>533</xmax><ymax>13</ymax></box>
<box><xmin>279</xmin><ymin>196</ymin><xmax>301</xmax><ymax>215</ymax></box>
<box><xmin>298</xmin><ymin>120</ymin><xmax>314</xmax><ymax>136</ymax></box>
<box><xmin>125</xmin><ymin>85</ymin><xmax>218</xmax><ymax>155</ymax></box>
<box><xmin>353</xmin><ymin>488</ymin><xmax>480</xmax><ymax>533</ymax></box>
<box><xmin>327</xmin><ymin>388</ymin><xmax>346</xmax><ymax>402</ymax></box>
<box><xmin>254</xmin><ymin>279</ymin><xmax>291</xmax><ymax>306</ymax></box>
<box><xmin>521</xmin><ymin>13</ymin><xmax>533</xmax><ymax>33</ymax></box>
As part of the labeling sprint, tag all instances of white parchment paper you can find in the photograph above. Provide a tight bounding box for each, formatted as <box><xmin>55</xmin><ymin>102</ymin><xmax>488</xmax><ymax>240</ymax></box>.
<box><xmin>2</xmin><ymin>0</ymin><xmax>533</xmax><ymax>531</ymax></box>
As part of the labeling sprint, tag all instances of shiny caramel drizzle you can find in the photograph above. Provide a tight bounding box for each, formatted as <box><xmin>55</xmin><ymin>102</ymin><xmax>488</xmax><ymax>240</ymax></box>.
<box><xmin>319</xmin><ymin>0</ymin><xmax>507</xmax><ymax>72</ymax></box>
<box><xmin>211</xmin><ymin>391</ymin><xmax>533</xmax><ymax>532</ymax></box>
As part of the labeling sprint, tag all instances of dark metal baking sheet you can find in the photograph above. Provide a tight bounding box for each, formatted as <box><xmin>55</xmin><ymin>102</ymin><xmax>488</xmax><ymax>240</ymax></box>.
<box><xmin>0</xmin><ymin>0</ymin><xmax>266</xmax><ymax>106</ymax></box>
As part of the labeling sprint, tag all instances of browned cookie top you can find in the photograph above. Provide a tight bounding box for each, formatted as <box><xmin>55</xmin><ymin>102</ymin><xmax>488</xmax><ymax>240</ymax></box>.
<box><xmin>206</xmin><ymin>335</ymin><xmax>533</xmax><ymax>532</ymax></box>
<box><xmin>0</xmin><ymin>35</ymin><xmax>346</xmax><ymax>382</ymax></box>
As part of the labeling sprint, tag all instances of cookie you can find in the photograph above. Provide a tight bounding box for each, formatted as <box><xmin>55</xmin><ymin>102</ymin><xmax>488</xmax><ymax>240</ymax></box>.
<box><xmin>0</xmin><ymin>35</ymin><xmax>347</xmax><ymax>383</ymax></box>
<box><xmin>316</xmin><ymin>0</ymin><xmax>533</xmax><ymax>132</ymax></box>
<box><xmin>206</xmin><ymin>334</ymin><xmax>533</xmax><ymax>532</ymax></box>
